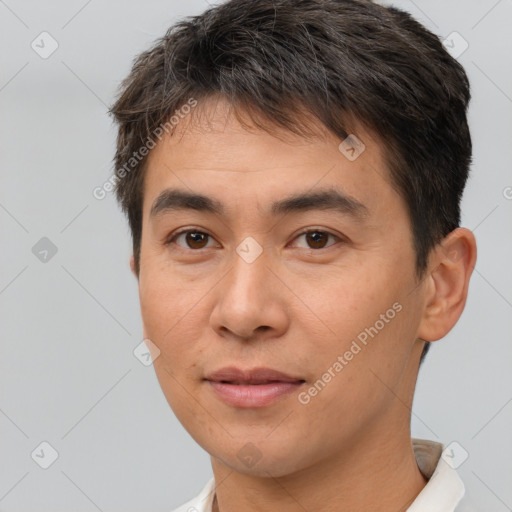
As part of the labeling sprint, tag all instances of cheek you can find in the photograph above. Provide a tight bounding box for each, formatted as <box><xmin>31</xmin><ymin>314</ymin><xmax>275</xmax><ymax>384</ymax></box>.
<box><xmin>138</xmin><ymin>268</ymin><xmax>210</xmax><ymax>423</ymax></box>
<box><xmin>290</xmin><ymin>266</ymin><xmax>394</xmax><ymax>347</ymax></box>
<box><xmin>138</xmin><ymin>263</ymin><xmax>209</xmax><ymax>368</ymax></box>
<box><xmin>290</xmin><ymin>265</ymin><xmax>415</xmax><ymax>400</ymax></box>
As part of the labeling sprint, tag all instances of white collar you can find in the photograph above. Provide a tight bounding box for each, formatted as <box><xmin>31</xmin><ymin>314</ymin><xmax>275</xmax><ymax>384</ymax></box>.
<box><xmin>406</xmin><ymin>438</ymin><xmax>465</xmax><ymax>511</ymax></box>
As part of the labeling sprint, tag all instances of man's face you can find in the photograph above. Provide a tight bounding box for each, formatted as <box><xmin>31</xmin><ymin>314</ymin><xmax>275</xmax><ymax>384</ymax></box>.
<box><xmin>137</xmin><ymin>99</ymin><xmax>427</xmax><ymax>476</ymax></box>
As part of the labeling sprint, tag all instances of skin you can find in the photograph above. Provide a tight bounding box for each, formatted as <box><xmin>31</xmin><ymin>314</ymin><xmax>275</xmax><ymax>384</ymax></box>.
<box><xmin>131</xmin><ymin>97</ymin><xmax>477</xmax><ymax>512</ymax></box>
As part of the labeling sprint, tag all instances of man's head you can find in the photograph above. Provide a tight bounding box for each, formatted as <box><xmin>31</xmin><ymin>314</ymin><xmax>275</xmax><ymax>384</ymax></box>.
<box><xmin>109</xmin><ymin>0</ymin><xmax>476</xmax><ymax>477</ymax></box>
<box><xmin>110</xmin><ymin>0</ymin><xmax>472</xmax><ymax>364</ymax></box>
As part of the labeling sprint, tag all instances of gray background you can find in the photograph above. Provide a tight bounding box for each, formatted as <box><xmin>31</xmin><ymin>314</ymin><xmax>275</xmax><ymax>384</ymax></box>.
<box><xmin>1</xmin><ymin>0</ymin><xmax>511</xmax><ymax>510</ymax></box>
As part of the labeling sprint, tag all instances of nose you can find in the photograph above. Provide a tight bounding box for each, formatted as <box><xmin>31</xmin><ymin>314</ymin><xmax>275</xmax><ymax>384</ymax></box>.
<box><xmin>209</xmin><ymin>244</ymin><xmax>290</xmax><ymax>342</ymax></box>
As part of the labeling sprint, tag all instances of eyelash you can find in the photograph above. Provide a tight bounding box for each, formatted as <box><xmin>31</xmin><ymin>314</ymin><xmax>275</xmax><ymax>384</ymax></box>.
<box><xmin>164</xmin><ymin>228</ymin><xmax>344</xmax><ymax>251</ymax></box>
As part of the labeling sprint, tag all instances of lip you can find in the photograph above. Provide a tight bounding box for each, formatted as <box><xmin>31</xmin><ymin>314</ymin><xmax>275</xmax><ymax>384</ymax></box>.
<box><xmin>205</xmin><ymin>366</ymin><xmax>304</xmax><ymax>384</ymax></box>
<box><xmin>204</xmin><ymin>366</ymin><xmax>305</xmax><ymax>408</ymax></box>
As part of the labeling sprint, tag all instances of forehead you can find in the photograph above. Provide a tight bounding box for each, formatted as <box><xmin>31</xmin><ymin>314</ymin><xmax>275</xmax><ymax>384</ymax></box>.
<box><xmin>142</xmin><ymin>98</ymin><xmax>401</xmax><ymax>221</ymax></box>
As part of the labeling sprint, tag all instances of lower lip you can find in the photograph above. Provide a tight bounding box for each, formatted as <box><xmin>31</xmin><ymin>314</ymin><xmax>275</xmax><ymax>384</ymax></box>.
<box><xmin>206</xmin><ymin>380</ymin><xmax>304</xmax><ymax>408</ymax></box>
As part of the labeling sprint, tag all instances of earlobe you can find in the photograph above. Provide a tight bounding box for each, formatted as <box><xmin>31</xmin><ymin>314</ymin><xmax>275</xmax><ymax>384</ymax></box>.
<box><xmin>417</xmin><ymin>228</ymin><xmax>477</xmax><ymax>342</ymax></box>
<box><xmin>129</xmin><ymin>255</ymin><xmax>137</xmax><ymax>277</ymax></box>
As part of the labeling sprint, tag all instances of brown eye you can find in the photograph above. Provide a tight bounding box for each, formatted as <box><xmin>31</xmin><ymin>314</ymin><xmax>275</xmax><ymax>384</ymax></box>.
<box><xmin>292</xmin><ymin>230</ymin><xmax>340</xmax><ymax>250</ymax></box>
<box><xmin>185</xmin><ymin>231</ymin><xmax>209</xmax><ymax>249</ymax></box>
<box><xmin>305</xmin><ymin>231</ymin><xmax>329</xmax><ymax>249</ymax></box>
<box><xmin>167</xmin><ymin>230</ymin><xmax>217</xmax><ymax>250</ymax></box>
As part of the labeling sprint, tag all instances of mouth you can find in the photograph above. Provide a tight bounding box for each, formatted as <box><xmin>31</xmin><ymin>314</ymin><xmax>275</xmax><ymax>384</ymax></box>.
<box><xmin>204</xmin><ymin>367</ymin><xmax>306</xmax><ymax>408</ymax></box>
<box><xmin>204</xmin><ymin>366</ymin><xmax>304</xmax><ymax>383</ymax></box>
<box><xmin>216</xmin><ymin>379</ymin><xmax>305</xmax><ymax>385</ymax></box>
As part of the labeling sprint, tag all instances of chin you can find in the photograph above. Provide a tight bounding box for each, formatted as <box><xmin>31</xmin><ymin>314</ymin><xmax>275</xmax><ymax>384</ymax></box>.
<box><xmin>209</xmin><ymin>437</ymin><xmax>314</xmax><ymax>478</ymax></box>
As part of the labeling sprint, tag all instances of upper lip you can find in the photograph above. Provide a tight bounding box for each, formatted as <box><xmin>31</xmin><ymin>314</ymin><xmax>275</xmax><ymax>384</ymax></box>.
<box><xmin>204</xmin><ymin>366</ymin><xmax>305</xmax><ymax>384</ymax></box>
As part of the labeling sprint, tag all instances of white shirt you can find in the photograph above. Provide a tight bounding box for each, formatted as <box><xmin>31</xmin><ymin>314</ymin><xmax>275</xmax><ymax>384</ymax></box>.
<box><xmin>171</xmin><ymin>438</ymin><xmax>477</xmax><ymax>512</ymax></box>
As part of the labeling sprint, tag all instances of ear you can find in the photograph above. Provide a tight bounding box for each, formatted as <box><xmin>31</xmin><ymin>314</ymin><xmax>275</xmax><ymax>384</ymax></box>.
<box><xmin>417</xmin><ymin>228</ymin><xmax>477</xmax><ymax>342</ymax></box>
<box><xmin>129</xmin><ymin>254</ymin><xmax>138</xmax><ymax>278</ymax></box>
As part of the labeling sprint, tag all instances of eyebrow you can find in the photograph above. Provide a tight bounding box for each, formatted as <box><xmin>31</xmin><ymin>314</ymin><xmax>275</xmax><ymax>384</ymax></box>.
<box><xmin>150</xmin><ymin>187</ymin><xmax>369</xmax><ymax>220</ymax></box>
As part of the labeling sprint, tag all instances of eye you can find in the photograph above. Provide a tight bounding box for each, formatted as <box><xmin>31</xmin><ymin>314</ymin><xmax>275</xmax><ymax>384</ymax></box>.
<box><xmin>165</xmin><ymin>229</ymin><xmax>219</xmax><ymax>250</ymax></box>
<box><xmin>290</xmin><ymin>229</ymin><xmax>342</xmax><ymax>250</ymax></box>
<box><xmin>165</xmin><ymin>228</ymin><xmax>344</xmax><ymax>251</ymax></box>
